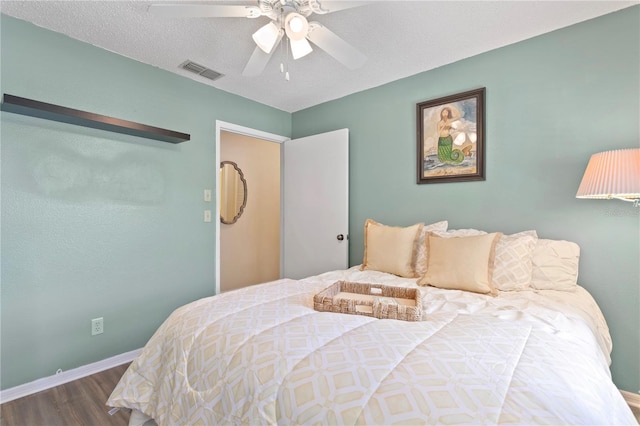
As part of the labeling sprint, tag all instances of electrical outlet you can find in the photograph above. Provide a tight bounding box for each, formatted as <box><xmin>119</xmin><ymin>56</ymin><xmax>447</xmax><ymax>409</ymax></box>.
<box><xmin>91</xmin><ymin>317</ymin><xmax>104</xmax><ymax>336</ymax></box>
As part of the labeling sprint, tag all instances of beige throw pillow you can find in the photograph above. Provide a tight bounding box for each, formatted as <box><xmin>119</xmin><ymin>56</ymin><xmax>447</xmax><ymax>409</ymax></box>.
<box><xmin>418</xmin><ymin>232</ymin><xmax>502</xmax><ymax>295</ymax></box>
<box><xmin>361</xmin><ymin>219</ymin><xmax>424</xmax><ymax>278</ymax></box>
<box><xmin>416</xmin><ymin>228</ymin><xmax>486</xmax><ymax>276</ymax></box>
<box><xmin>414</xmin><ymin>220</ymin><xmax>449</xmax><ymax>276</ymax></box>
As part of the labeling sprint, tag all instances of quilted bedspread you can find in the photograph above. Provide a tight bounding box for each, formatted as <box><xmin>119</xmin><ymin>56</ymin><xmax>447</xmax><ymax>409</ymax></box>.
<box><xmin>107</xmin><ymin>267</ymin><xmax>636</xmax><ymax>425</ymax></box>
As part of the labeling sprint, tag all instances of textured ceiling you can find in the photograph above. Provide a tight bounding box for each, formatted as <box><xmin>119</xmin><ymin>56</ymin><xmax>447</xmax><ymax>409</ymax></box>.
<box><xmin>0</xmin><ymin>0</ymin><xmax>637</xmax><ymax>112</ymax></box>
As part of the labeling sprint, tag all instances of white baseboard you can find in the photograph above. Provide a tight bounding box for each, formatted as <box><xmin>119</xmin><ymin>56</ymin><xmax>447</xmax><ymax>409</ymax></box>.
<box><xmin>621</xmin><ymin>390</ymin><xmax>640</xmax><ymax>409</ymax></box>
<box><xmin>0</xmin><ymin>348</ymin><xmax>142</xmax><ymax>404</ymax></box>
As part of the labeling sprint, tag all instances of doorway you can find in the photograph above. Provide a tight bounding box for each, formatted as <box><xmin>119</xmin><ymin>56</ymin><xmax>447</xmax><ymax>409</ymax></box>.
<box><xmin>215</xmin><ymin>121</ymin><xmax>288</xmax><ymax>294</ymax></box>
<box><xmin>219</xmin><ymin>131</ymin><xmax>280</xmax><ymax>292</ymax></box>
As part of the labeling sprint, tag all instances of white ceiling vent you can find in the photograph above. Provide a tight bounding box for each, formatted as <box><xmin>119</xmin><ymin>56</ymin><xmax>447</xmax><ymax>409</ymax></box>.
<box><xmin>180</xmin><ymin>60</ymin><xmax>223</xmax><ymax>81</ymax></box>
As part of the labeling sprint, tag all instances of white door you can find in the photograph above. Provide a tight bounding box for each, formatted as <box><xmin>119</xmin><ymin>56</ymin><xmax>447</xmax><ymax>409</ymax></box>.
<box><xmin>283</xmin><ymin>128</ymin><xmax>349</xmax><ymax>279</ymax></box>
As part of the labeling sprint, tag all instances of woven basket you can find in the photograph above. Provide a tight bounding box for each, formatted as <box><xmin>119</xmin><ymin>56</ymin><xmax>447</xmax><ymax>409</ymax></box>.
<box><xmin>313</xmin><ymin>281</ymin><xmax>423</xmax><ymax>322</ymax></box>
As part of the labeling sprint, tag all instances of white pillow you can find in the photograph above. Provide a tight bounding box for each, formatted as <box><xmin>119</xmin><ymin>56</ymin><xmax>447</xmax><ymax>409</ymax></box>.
<box><xmin>360</xmin><ymin>219</ymin><xmax>424</xmax><ymax>278</ymax></box>
<box><xmin>431</xmin><ymin>228</ymin><xmax>486</xmax><ymax>238</ymax></box>
<box><xmin>530</xmin><ymin>239</ymin><xmax>580</xmax><ymax>291</ymax></box>
<box><xmin>493</xmin><ymin>230</ymin><xmax>538</xmax><ymax>291</ymax></box>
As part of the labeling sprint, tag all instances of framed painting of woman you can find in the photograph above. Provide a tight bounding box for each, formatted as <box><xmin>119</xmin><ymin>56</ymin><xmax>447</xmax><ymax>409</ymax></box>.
<box><xmin>416</xmin><ymin>88</ymin><xmax>485</xmax><ymax>184</ymax></box>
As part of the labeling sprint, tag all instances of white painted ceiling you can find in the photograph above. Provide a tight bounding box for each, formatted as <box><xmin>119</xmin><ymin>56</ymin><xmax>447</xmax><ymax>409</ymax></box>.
<box><xmin>0</xmin><ymin>0</ymin><xmax>637</xmax><ymax>112</ymax></box>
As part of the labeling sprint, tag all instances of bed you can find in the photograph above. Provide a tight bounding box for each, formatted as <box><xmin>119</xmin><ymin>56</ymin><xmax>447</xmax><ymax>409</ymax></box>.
<box><xmin>107</xmin><ymin>221</ymin><xmax>636</xmax><ymax>425</ymax></box>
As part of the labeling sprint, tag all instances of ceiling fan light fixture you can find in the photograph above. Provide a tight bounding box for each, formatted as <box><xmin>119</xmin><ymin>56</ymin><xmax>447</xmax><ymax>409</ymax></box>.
<box><xmin>252</xmin><ymin>21</ymin><xmax>281</xmax><ymax>53</ymax></box>
<box><xmin>289</xmin><ymin>16</ymin><xmax>304</xmax><ymax>33</ymax></box>
<box><xmin>285</xmin><ymin>12</ymin><xmax>309</xmax><ymax>41</ymax></box>
<box><xmin>290</xmin><ymin>37</ymin><xmax>313</xmax><ymax>59</ymax></box>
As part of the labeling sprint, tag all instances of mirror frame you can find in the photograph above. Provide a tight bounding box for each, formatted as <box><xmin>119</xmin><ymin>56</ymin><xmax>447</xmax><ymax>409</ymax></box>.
<box><xmin>220</xmin><ymin>161</ymin><xmax>248</xmax><ymax>225</ymax></box>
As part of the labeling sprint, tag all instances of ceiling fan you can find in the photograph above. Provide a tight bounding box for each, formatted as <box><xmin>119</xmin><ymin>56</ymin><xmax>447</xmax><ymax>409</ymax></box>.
<box><xmin>148</xmin><ymin>0</ymin><xmax>370</xmax><ymax>79</ymax></box>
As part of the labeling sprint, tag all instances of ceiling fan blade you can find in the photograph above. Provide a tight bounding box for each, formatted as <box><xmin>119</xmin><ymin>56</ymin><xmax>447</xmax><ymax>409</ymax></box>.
<box><xmin>148</xmin><ymin>4</ymin><xmax>261</xmax><ymax>18</ymax></box>
<box><xmin>311</xmin><ymin>1</ymin><xmax>373</xmax><ymax>14</ymax></box>
<box><xmin>306</xmin><ymin>22</ymin><xmax>366</xmax><ymax>70</ymax></box>
<box><xmin>243</xmin><ymin>44</ymin><xmax>277</xmax><ymax>77</ymax></box>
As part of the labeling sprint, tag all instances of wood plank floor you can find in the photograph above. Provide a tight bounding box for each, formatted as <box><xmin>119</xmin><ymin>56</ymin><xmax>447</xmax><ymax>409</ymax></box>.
<box><xmin>0</xmin><ymin>363</ymin><xmax>131</xmax><ymax>426</ymax></box>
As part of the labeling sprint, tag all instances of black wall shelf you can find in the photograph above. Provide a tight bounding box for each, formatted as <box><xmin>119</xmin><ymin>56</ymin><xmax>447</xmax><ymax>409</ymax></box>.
<box><xmin>0</xmin><ymin>94</ymin><xmax>190</xmax><ymax>144</ymax></box>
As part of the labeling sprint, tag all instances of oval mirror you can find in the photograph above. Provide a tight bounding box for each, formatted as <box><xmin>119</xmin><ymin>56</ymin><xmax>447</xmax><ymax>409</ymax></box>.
<box><xmin>219</xmin><ymin>161</ymin><xmax>247</xmax><ymax>224</ymax></box>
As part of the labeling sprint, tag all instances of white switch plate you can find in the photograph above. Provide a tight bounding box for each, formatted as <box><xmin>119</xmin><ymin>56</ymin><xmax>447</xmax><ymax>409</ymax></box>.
<box><xmin>204</xmin><ymin>210</ymin><xmax>212</xmax><ymax>222</ymax></box>
<box><xmin>204</xmin><ymin>189</ymin><xmax>212</xmax><ymax>202</ymax></box>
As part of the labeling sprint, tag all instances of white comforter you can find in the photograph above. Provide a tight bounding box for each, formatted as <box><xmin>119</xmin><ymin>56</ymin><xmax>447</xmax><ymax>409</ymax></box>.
<box><xmin>107</xmin><ymin>267</ymin><xmax>636</xmax><ymax>425</ymax></box>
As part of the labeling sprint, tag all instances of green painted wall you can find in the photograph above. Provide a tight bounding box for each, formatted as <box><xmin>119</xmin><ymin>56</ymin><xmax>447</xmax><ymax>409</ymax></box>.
<box><xmin>0</xmin><ymin>15</ymin><xmax>291</xmax><ymax>389</ymax></box>
<box><xmin>293</xmin><ymin>7</ymin><xmax>640</xmax><ymax>392</ymax></box>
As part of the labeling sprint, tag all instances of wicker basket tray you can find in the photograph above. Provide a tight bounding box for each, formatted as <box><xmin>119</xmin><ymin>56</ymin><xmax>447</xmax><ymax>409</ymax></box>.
<box><xmin>313</xmin><ymin>281</ymin><xmax>423</xmax><ymax>321</ymax></box>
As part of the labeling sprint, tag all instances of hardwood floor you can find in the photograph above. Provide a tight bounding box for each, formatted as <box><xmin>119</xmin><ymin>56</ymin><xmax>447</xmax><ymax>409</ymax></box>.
<box><xmin>632</xmin><ymin>405</ymin><xmax>640</xmax><ymax>424</ymax></box>
<box><xmin>0</xmin><ymin>363</ymin><xmax>131</xmax><ymax>426</ymax></box>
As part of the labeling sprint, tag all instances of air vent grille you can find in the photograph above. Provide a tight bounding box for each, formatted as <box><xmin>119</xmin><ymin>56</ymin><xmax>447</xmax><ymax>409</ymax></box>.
<box><xmin>180</xmin><ymin>60</ymin><xmax>223</xmax><ymax>81</ymax></box>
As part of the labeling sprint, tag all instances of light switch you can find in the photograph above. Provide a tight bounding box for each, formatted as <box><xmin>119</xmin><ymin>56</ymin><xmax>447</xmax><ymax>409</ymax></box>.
<box><xmin>204</xmin><ymin>210</ymin><xmax>212</xmax><ymax>222</ymax></box>
<box><xmin>204</xmin><ymin>189</ymin><xmax>212</xmax><ymax>202</ymax></box>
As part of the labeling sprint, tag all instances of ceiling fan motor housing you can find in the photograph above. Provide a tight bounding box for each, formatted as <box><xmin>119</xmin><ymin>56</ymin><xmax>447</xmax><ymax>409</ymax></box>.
<box><xmin>257</xmin><ymin>0</ymin><xmax>326</xmax><ymax>19</ymax></box>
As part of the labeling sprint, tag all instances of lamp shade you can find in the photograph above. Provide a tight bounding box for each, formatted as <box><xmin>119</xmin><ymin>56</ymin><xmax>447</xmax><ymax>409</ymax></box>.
<box><xmin>285</xmin><ymin>13</ymin><xmax>309</xmax><ymax>41</ymax></box>
<box><xmin>576</xmin><ymin>148</ymin><xmax>640</xmax><ymax>200</ymax></box>
<box><xmin>290</xmin><ymin>37</ymin><xmax>313</xmax><ymax>59</ymax></box>
<box><xmin>252</xmin><ymin>22</ymin><xmax>280</xmax><ymax>54</ymax></box>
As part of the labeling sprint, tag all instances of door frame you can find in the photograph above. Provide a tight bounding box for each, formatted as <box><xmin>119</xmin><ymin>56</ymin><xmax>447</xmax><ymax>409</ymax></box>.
<box><xmin>215</xmin><ymin>120</ymin><xmax>288</xmax><ymax>295</ymax></box>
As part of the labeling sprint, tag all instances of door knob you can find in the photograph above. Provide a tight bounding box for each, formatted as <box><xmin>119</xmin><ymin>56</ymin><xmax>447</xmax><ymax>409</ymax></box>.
<box><xmin>337</xmin><ymin>234</ymin><xmax>344</xmax><ymax>241</ymax></box>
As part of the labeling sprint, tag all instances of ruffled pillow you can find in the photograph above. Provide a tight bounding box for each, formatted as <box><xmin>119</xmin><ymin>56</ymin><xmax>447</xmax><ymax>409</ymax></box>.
<box><xmin>530</xmin><ymin>239</ymin><xmax>580</xmax><ymax>291</ymax></box>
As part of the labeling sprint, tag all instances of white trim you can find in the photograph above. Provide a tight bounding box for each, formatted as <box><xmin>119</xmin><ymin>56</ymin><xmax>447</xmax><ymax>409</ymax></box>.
<box><xmin>0</xmin><ymin>348</ymin><xmax>142</xmax><ymax>404</ymax></box>
<box><xmin>216</xmin><ymin>121</ymin><xmax>289</xmax><ymax>145</ymax></box>
<box><xmin>621</xmin><ymin>390</ymin><xmax>640</xmax><ymax>409</ymax></box>
<box><xmin>215</xmin><ymin>120</ymin><xmax>289</xmax><ymax>295</ymax></box>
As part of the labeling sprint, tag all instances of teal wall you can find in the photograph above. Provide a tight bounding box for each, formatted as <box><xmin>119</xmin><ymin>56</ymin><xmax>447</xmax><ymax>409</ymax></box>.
<box><xmin>0</xmin><ymin>15</ymin><xmax>291</xmax><ymax>389</ymax></box>
<box><xmin>293</xmin><ymin>7</ymin><xmax>639</xmax><ymax>392</ymax></box>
